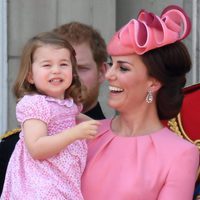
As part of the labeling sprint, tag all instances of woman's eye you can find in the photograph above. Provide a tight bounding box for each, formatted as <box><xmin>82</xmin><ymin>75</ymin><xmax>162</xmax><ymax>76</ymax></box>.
<box><xmin>107</xmin><ymin>56</ymin><xmax>113</xmax><ymax>67</ymax></box>
<box><xmin>120</xmin><ymin>65</ymin><xmax>129</xmax><ymax>72</ymax></box>
<box><xmin>107</xmin><ymin>61</ymin><xmax>113</xmax><ymax>67</ymax></box>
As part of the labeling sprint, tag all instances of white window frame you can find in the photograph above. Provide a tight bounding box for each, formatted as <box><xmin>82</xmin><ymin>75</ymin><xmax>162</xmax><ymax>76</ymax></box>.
<box><xmin>192</xmin><ymin>0</ymin><xmax>199</xmax><ymax>84</ymax></box>
<box><xmin>0</xmin><ymin>0</ymin><xmax>7</xmax><ymax>134</ymax></box>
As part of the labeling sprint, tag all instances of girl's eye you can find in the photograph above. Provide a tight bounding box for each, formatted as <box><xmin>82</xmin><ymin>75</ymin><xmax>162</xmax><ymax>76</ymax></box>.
<box><xmin>120</xmin><ymin>65</ymin><xmax>129</xmax><ymax>72</ymax></box>
<box><xmin>43</xmin><ymin>64</ymin><xmax>51</xmax><ymax>68</ymax></box>
<box><xmin>61</xmin><ymin>62</ymin><xmax>68</xmax><ymax>66</ymax></box>
<box><xmin>60</xmin><ymin>63</ymin><xmax>69</xmax><ymax>68</ymax></box>
<box><xmin>61</xmin><ymin>63</ymin><xmax>67</xmax><ymax>67</ymax></box>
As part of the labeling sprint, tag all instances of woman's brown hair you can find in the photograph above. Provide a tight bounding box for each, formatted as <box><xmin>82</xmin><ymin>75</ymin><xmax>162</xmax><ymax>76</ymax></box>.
<box><xmin>142</xmin><ymin>41</ymin><xmax>191</xmax><ymax>120</ymax></box>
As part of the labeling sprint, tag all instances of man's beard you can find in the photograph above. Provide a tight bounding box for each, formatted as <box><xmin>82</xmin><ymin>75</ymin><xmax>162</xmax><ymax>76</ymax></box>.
<box><xmin>82</xmin><ymin>83</ymin><xmax>100</xmax><ymax>113</ymax></box>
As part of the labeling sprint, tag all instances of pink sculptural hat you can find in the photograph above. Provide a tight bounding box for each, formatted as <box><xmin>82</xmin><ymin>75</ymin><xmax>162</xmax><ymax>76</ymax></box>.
<box><xmin>107</xmin><ymin>5</ymin><xmax>191</xmax><ymax>55</ymax></box>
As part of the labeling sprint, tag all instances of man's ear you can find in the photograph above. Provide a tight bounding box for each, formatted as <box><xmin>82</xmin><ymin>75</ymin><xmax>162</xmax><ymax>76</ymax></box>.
<box><xmin>27</xmin><ymin>72</ymin><xmax>34</xmax><ymax>84</ymax></box>
<box><xmin>98</xmin><ymin>62</ymin><xmax>108</xmax><ymax>83</ymax></box>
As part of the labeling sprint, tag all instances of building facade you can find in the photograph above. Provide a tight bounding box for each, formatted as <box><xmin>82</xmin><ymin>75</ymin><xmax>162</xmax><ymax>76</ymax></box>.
<box><xmin>0</xmin><ymin>0</ymin><xmax>199</xmax><ymax>133</ymax></box>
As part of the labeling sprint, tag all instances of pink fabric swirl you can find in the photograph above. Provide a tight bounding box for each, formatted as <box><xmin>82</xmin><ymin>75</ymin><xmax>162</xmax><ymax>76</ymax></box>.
<box><xmin>107</xmin><ymin>5</ymin><xmax>191</xmax><ymax>55</ymax></box>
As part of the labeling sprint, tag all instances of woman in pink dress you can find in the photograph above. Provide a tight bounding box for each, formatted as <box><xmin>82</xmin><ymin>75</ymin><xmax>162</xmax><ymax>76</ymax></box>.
<box><xmin>1</xmin><ymin>32</ymin><xmax>99</xmax><ymax>199</ymax></box>
<box><xmin>81</xmin><ymin>5</ymin><xmax>199</xmax><ymax>200</ymax></box>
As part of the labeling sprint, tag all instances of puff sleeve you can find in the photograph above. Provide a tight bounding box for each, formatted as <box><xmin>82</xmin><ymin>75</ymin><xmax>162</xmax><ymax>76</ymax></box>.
<box><xmin>16</xmin><ymin>94</ymin><xmax>51</xmax><ymax>125</ymax></box>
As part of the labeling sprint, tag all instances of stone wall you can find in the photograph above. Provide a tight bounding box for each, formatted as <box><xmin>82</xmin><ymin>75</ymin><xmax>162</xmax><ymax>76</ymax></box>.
<box><xmin>6</xmin><ymin>0</ymin><xmax>116</xmax><ymax>131</ymax></box>
<box><xmin>1</xmin><ymin>0</ymin><xmax>200</xmax><ymax>132</ymax></box>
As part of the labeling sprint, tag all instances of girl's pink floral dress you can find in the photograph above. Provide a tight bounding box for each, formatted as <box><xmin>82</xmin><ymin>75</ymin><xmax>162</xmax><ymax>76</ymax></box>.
<box><xmin>1</xmin><ymin>94</ymin><xmax>87</xmax><ymax>200</ymax></box>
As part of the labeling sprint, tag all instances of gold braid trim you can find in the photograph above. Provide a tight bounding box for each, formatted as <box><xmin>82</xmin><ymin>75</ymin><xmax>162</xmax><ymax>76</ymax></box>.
<box><xmin>168</xmin><ymin>114</ymin><xmax>200</xmax><ymax>150</ymax></box>
<box><xmin>168</xmin><ymin>114</ymin><xmax>200</xmax><ymax>182</ymax></box>
<box><xmin>167</xmin><ymin>116</ymin><xmax>183</xmax><ymax>137</ymax></box>
<box><xmin>0</xmin><ymin>128</ymin><xmax>21</xmax><ymax>140</ymax></box>
<box><xmin>177</xmin><ymin>114</ymin><xmax>200</xmax><ymax>150</ymax></box>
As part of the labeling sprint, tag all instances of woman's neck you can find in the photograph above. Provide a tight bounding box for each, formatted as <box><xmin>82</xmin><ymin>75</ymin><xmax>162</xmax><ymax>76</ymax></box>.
<box><xmin>112</xmin><ymin>107</ymin><xmax>163</xmax><ymax>137</ymax></box>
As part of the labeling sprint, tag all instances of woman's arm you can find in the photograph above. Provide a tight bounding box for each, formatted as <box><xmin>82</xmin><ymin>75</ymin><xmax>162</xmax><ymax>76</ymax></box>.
<box><xmin>158</xmin><ymin>145</ymin><xmax>199</xmax><ymax>200</ymax></box>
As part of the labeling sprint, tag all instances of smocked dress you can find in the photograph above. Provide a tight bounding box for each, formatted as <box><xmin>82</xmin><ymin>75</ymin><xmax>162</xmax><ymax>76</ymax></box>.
<box><xmin>1</xmin><ymin>94</ymin><xmax>87</xmax><ymax>200</ymax></box>
<box><xmin>81</xmin><ymin>119</ymin><xmax>199</xmax><ymax>200</ymax></box>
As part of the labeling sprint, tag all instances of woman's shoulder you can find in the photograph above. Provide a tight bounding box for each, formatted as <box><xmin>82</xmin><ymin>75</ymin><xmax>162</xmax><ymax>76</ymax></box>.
<box><xmin>99</xmin><ymin>118</ymin><xmax>111</xmax><ymax>125</ymax></box>
<box><xmin>98</xmin><ymin>119</ymin><xmax>112</xmax><ymax>134</ymax></box>
<box><xmin>156</xmin><ymin>128</ymin><xmax>199</xmax><ymax>156</ymax></box>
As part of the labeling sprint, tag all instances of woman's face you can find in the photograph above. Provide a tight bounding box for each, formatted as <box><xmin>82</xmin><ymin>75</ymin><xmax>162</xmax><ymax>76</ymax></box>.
<box><xmin>105</xmin><ymin>54</ymin><xmax>153</xmax><ymax>112</ymax></box>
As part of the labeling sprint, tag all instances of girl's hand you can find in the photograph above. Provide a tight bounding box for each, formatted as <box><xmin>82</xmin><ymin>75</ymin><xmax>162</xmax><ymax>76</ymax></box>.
<box><xmin>73</xmin><ymin>120</ymin><xmax>100</xmax><ymax>140</ymax></box>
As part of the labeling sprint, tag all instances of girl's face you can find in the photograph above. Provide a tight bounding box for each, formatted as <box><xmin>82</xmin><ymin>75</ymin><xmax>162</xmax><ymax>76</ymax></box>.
<box><xmin>105</xmin><ymin>54</ymin><xmax>154</xmax><ymax>112</ymax></box>
<box><xmin>28</xmin><ymin>44</ymin><xmax>73</xmax><ymax>99</ymax></box>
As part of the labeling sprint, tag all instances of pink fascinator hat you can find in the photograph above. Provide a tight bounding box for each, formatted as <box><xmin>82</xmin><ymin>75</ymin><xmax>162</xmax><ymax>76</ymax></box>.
<box><xmin>107</xmin><ymin>5</ymin><xmax>191</xmax><ymax>55</ymax></box>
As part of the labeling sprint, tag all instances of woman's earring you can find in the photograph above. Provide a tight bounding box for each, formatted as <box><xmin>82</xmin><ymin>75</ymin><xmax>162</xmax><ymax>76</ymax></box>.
<box><xmin>146</xmin><ymin>89</ymin><xmax>153</xmax><ymax>103</ymax></box>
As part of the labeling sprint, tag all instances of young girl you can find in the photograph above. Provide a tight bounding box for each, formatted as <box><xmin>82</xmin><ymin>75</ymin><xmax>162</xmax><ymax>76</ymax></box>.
<box><xmin>1</xmin><ymin>32</ymin><xmax>99</xmax><ymax>199</ymax></box>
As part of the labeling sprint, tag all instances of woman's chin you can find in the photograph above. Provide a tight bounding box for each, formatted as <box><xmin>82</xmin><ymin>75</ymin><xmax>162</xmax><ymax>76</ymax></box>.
<box><xmin>108</xmin><ymin>101</ymin><xmax>119</xmax><ymax>110</ymax></box>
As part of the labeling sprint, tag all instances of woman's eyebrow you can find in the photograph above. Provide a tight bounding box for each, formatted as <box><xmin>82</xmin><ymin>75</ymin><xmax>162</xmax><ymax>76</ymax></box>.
<box><xmin>117</xmin><ymin>60</ymin><xmax>132</xmax><ymax>65</ymax></box>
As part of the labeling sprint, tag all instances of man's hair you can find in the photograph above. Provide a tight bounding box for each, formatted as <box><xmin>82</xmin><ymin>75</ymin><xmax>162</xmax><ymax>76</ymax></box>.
<box><xmin>53</xmin><ymin>22</ymin><xmax>108</xmax><ymax>67</ymax></box>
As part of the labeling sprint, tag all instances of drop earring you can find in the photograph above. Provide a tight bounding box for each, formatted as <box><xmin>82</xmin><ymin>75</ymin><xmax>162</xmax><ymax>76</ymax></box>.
<box><xmin>146</xmin><ymin>89</ymin><xmax>153</xmax><ymax>103</ymax></box>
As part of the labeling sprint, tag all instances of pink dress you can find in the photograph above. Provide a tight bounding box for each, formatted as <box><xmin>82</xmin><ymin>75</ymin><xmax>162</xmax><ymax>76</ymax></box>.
<box><xmin>82</xmin><ymin>119</ymin><xmax>199</xmax><ymax>200</ymax></box>
<box><xmin>1</xmin><ymin>94</ymin><xmax>87</xmax><ymax>200</ymax></box>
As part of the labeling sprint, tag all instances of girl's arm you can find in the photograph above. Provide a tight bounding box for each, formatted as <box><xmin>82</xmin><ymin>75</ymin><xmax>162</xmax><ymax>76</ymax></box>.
<box><xmin>23</xmin><ymin>118</ymin><xmax>100</xmax><ymax>160</ymax></box>
<box><xmin>158</xmin><ymin>146</ymin><xmax>199</xmax><ymax>200</ymax></box>
<box><xmin>76</xmin><ymin>113</ymin><xmax>93</xmax><ymax>123</ymax></box>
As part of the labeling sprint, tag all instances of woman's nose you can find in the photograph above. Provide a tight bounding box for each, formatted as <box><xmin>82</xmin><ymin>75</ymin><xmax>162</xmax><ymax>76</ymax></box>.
<box><xmin>105</xmin><ymin>66</ymin><xmax>116</xmax><ymax>80</ymax></box>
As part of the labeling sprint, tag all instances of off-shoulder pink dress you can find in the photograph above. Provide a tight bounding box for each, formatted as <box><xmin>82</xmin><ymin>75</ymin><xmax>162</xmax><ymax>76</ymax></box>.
<box><xmin>1</xmin><ymin>94</ymin><xmax>87</xmax><ymax>200</ymax></box>
<box><xmin>82</xmin><ymin>119</ymin><xmax>199</xmax><ymax>200</ymax></box>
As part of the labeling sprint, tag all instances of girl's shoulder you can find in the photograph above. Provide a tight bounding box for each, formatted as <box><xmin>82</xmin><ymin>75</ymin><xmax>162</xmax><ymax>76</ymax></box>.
<box><xmin>16</xmin><ymin>94</ymin><xmax>51</xmax><ymax>124</ymax></box>
<box><xmin>17</xmin><ymin>94</ymin><xmax>49</xmax><ymax>109</ymax></box>
<box><xmin>18</xmin><ymin>94</ymin><xmax>46</xmax><ymax>103</ymax></box>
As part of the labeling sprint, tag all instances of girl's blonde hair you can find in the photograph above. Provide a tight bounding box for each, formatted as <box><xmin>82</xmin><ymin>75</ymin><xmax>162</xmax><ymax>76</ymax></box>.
<box><xmin>13</xmin><ymin>31</ymin><xmax>85</xmax><ymax>104</ymax></box>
